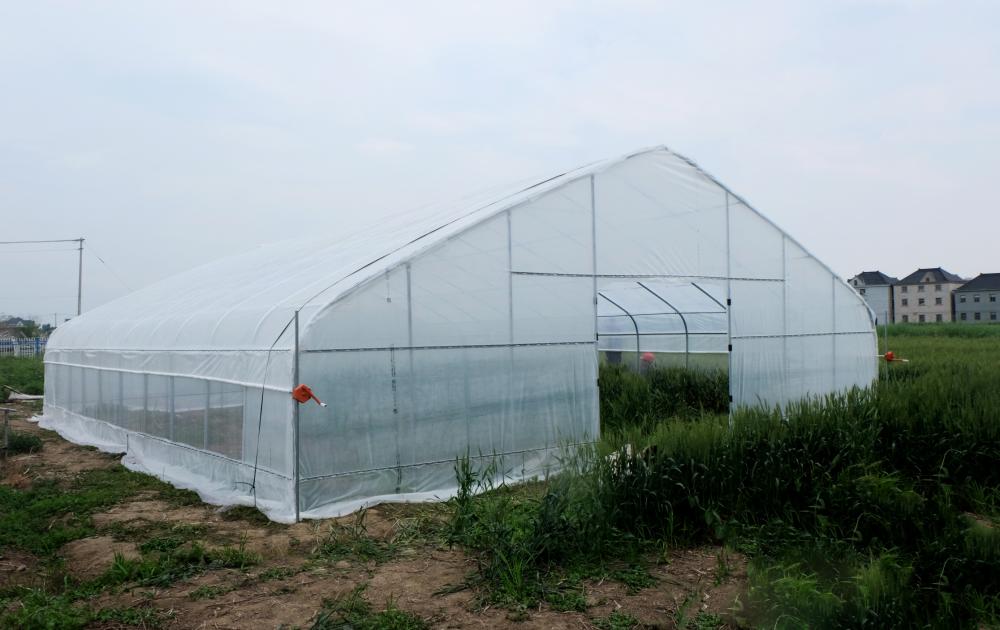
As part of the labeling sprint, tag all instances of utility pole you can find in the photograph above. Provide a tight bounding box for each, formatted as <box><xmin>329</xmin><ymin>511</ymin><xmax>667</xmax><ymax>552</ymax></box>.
<box><xmin>0</xmin><ymin>238</ymin><xmax>87</xmax><ymax>318</ymax></box>
<box><xmin>77</xmin><ymin>237</ymin><xmax>84</xmax><ymax>316</ymax></box>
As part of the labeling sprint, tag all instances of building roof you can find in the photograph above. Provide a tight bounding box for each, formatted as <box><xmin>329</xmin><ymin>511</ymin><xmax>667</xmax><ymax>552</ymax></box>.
<box><xmin>898</xmin><ymin>267</ymin><xmax>964</xmax><ymax>285</ymax></box>
<box><xmin>955</xmin><ymin>273</ymin><xmax>1000</xmax><ymax>293</ymax></box>
<box><xmin>853</xmin><ymin>271</ymin><xmax>898</xmax><ymax>286</ymax></box>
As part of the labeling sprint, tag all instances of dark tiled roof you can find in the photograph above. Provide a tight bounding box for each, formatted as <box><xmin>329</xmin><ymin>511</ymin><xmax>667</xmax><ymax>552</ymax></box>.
<box><xmin>854</xmin><ymin>271</ymin><xmax>898</xmax><ymax>286</ymax></box>
<box><xmin>956</xmin><ymin>273</ymin><xmax>1000</xmax><ymax>292</ymax></box>
<box><xmin>898</xmin><ymin>267</ymin><xmax>964</xmax><ymax>284</ymax></box>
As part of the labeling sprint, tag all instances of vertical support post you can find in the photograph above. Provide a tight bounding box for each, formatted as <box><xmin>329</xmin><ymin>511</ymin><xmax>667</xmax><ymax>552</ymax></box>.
<box><xmin>506</xmin><ymin>210</ymin><xmax>514</xmax><ymax>345</ymax></box>
<box><xmin>117</xmin><ymin>371</ymin><xmax>124</xmax><ymax>427</ymax></box>
<box><xmin>168</xmin><ymin>377</ymin><xmax>175</xmax><ymax>441</ymax></box>
<box><xmin>781</xmin><ymin>236</ymin><xmax>788</xmax><ymax>405</ymax></box>
<box><xmin>292</xmin><ymin>310</ymin><xmax>301</xmax><ymax>522</ymax></box>
<box><xmin>97</xmin><ymin>366</ymin><xmax>103</xmax><ymax>417</ymax></box>
<box><xmin>502</xmin><ymin>209</ymin><xmax>514</xmax><ymax>461</ymax></box>
<box><xmin>77</xmin><ymin>238</ymin><xmax>84</xmax><ymax>316</ymax></box>
<box><xmin>590</xmin><ymin>175</ymin><xmax>600</xmax><ymax>436</ymax></box>
<box><xmin>724</xmin><ymin>193</ymin><xmax>734</xmax><ymax>421</ymax></box>
<box><xmin>405</xmin><ymin>263</ymin><xmax>416</xmax><ymax>469</ymax></box>
<box><xmin>832</xmin><ymin>276</ymin><xmax>837</xmax><ymax>390</ymax></box>
<box><xmin>143</xmin><ymin>372</ymin><xmax>149</xmax><ymax>434</ymax></box>
<box><xmin>203</xmin><ymin>379</ymin><xmax>209</xmax><ymax>449</ymax></box>
<box><xmin>2</xmin><ymin>408</ymin><xmax>10</xmax><ymax>455</ymax></box>
<box><xmin>590</xmin><ymin>175</ymin><xmax>598</xmax><ymax>344</ymax></box>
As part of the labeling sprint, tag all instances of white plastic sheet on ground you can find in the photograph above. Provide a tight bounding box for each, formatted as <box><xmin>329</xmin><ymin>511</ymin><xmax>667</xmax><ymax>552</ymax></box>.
<box><xmin>40</xmin><ymin>146</ymin><xmax>877</xmax><ymax>522</ymax></box>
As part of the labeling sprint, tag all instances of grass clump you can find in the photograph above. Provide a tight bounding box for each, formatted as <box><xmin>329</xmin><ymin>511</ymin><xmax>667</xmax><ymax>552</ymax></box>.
<box><xmin>310</xmin><ymin>585</ymin><xmax>428</xmax><ymax>630</ymax></box>
<box><xmin>221</xmin><ymin>504</ymin><xmax>272</xmax><ymax>525</ymax></box>
<box><xmin>313</xmin><ymin>509</ymin><xmax>397</xmax><ymax>565</ymax></box>
<box><xmin>100</xmin><ymin>536</ymin><xmax>261</xmax><ymax>589</ymax></box>
<box><xmin>592</xmin><ymin>610</ymin><xmax>641</xmax><ymax>630</ymax></box>
<box><xmin>0</xmin><ymin>463</ymin><xmax>216</xmax><ymax>557</ymax></box>
<box><xmin>0</xmin><ymin>467</ymin><xmax>174</xmax><ymax>556</ymax></box>
<box><xmin>0</xmin><ymin>587</ymin><xmax>170</xmax><ymax>630</ymax></box>
<box><xmin>4</xmin><ymin>430</ymin><xmax>43</xmax><ymax>454</ymax></box>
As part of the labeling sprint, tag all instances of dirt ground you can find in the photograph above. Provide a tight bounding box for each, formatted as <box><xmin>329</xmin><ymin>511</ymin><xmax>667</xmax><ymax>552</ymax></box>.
<box><xmin>1</xmin><ymin>401</ymin><xmax>748</xmax><ymax>628</ymax></box>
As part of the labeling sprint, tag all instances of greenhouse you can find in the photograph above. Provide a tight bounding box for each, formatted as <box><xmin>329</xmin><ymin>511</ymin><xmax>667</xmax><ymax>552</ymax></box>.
<box><xmin>41</xmin><ymin>146</ymin><xmax>878</xmax><ymax>522</ymax></box>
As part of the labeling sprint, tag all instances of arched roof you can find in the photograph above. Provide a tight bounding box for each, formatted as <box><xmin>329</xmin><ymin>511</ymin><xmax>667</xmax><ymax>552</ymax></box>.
<box><xmin>48</xmin><ymin>146</ymin><xmax>868</xmax><ymax>354</ymax></box>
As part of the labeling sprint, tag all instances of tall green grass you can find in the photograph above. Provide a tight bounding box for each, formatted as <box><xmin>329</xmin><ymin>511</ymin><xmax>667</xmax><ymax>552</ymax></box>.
<box><xmin>0</xmin><ymin>356</ymin><xmax>44</xmax><ymax>395</ymax></box>
<box><xmin>599</xmin><ymin>364</ymin><xmax>729</xmax><ymax>432</ymax></box>
<box><xmin>450</xmin><ymin>329</ymin><xmax>1000</xmax><ymax>627</ymax></box>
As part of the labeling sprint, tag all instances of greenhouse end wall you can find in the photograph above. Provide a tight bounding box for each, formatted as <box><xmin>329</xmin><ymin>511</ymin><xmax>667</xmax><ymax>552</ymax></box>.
<box><xmin>40</xmin><ymin>146</ymin><xmax>877</xmax><ymax>522</ymax></box>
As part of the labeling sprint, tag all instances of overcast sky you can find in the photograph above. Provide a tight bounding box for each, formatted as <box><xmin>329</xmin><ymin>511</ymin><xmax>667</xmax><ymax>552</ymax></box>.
<box><xmin>2</xmin><ymin>1</ymin><xmax>998</xmax><ymax>323</ymax></box>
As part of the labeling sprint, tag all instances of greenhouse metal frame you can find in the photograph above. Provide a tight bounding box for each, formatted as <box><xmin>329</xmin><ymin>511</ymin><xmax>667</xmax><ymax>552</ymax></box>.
<box><xmin>41</xmin><ymin>146</ymin><xmax>878</xmax><ymax>522</ymax></box>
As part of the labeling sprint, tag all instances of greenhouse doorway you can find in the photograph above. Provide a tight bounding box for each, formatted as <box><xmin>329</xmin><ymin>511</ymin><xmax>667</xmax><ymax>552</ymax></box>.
<box><xmin>596</xmin><ymin>279</ymin><xmax>730</xmax><ymax>373</ymax></box>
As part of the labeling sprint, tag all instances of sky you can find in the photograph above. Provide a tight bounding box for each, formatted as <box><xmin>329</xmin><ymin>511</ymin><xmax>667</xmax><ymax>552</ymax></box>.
<box><xmin>1</xmin><ymin>1</ymin><xmax>998</xmax><ymax>323</ymax></box>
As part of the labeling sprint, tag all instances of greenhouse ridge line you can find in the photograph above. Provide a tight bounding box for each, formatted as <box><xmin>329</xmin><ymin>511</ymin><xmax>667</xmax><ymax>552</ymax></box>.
<box><xmin>510</xmin><ymin>271</ymin><xmax>785</xmax><ymax>282</ymax></box>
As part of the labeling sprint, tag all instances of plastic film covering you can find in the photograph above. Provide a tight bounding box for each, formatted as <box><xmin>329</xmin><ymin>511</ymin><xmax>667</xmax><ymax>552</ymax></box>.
<box><xmin>41</xmin><ymin>145</ymin><xmax>876</xmax><ymax>521</ymax></box>
<box><xmin>597</xmin><ymin>280</ymin><xmax>728</xmax><ymax>356</ymax></box>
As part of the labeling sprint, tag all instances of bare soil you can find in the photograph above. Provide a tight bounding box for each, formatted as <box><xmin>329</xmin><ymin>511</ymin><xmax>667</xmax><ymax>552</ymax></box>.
<box><xmin>1</xmin><ymin>401</ymin><xmax>748</xmax><ymax>628</ymax></box>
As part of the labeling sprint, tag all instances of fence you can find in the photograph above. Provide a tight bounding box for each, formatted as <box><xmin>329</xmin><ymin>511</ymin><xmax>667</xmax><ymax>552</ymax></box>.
<box><xmin>0</xmin><ymin>337</ymin><xmax>47</xmax><ymax>358</ymax></box>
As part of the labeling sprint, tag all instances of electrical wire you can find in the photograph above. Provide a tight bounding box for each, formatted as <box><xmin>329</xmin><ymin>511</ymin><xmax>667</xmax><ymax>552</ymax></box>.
<box><xmin>0</xmin><ymin>247</ymin><xmax>77</xmax><ymax>254</ymax></box>
<box><xmin>86</xmin><ymin>245</ymin><xmax>133</xmax><ymax>291</ymax></box>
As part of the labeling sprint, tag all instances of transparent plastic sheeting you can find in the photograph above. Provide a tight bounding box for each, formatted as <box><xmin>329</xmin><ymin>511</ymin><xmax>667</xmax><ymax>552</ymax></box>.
<box><xmin>41</xmin><ymin>146</ymin><xmax>877</xmax><ymax>523</ymax></box>
<box><xmin>597</xmin><ymin>280</ymin><xmax>729</xmax><ymax>355</ymax></box>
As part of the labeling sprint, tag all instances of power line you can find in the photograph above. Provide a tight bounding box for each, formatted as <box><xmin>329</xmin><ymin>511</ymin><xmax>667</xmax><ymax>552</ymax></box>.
<box><xmin>1</xmin><ymin>237</ymin><xmax>85</xmax><ymax>316</ymax></box>
<box><xmin>87</xmin><ymin>245</ymin><xmax>132</xmax><ymax>291</ymax></box>
<box><xmin>0</xmin><ymin>239</ymin><xmax>83</xmax><ymax>245</ymax></box>
<box><xmin>0</xmin><ymin>247</ymin><xmax>78</xmax><ymax>254</ymax></box>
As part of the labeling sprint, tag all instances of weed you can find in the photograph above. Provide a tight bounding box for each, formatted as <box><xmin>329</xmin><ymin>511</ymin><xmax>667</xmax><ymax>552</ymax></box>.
<box><xmin>0</xmin><ymin>588</ymin><xmax>90</xmax><ymax>630</ymax></box>
<box><xmin>715</xmin><ymin>548</ymin><xmax>732</xmax><ymax>585</ymax></box>
<box><xmin>541</xmin><ymin>578</ymin><xmax>588</xmax><ymax>612</ymax></box>
<box><xmin>0</xmin><ymin>467</ymin><xmax>171</xmax><ymax>556</ymax></box>
<box><xmin>138</xmin><ymin>535</ymin><xmax>186</xmax><ymax>554</ymax></box>
<box><xmin>609</xmin><ymin>564</ymin><xmax>656</xmax><ymax>595</ymax></box>
<box><xmin>97</xmin><ymin>538</ymin><xmax>261</xmax><ymax>590</ymax></box>
<box><xmin>4</xmin><ymin>430</ymin><xmax>43</xmax><ymax>454</ymax></box>
<box><xmin>592</xmin><ymin>610</ymin><xmax>641</xmax><ymax>630</ymax></box>
<box><xmin>310</xmin><ymin>585</ymin><xmax>428</xmax><ymax>630</ymax></box>
<box><xmin>212</xmin><ymin>533</ymin><xmax>262</xmax><ymax>570</ymax></box>
<box><xmin>259</xmin><ymin>565</ymin><xmax>299</xmax><ymax>581</ymax></box>
<box><xmin>690</xmin><ymin>612</ymin><xmax>725</xmax><ymax>629</ymax></box>
<box><xmin>93</xmin><ymin>604</ymin><xmax>171</xmax><ymax>627</ymax></box>
<box><xmin>221</xmin><ymin>504</ymin><xmax>272</xmax><ymax>525</ymax></box>
<box><xmin>313</xmin><ymin>509</ymin><xmax>397</xmax><ymax>564</ymax></box>
<box><xmin>189</xmin><ymin>583</ymin><xmax>236</xmax><ymax>600</ymax></box>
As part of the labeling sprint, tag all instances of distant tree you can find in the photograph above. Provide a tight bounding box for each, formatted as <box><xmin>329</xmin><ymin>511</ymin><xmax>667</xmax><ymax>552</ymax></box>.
<box><xmin>19</xmin><ymin>320</ymin><xmax>42</xmax><ymax>338</ymax></box>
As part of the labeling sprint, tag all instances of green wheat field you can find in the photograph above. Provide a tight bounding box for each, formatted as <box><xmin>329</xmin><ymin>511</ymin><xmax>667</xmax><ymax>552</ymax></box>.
<box><xmin>1</xmin><ymin>323</ymin><xmax>998</xmax><ymax>628</ymax></box>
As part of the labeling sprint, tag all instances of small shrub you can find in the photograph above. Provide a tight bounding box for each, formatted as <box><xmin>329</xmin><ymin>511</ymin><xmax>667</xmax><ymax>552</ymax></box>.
<box><xmin>4</xmin><ymin>431</ymin><xmax>43</xmax><ymax>454</ymax></box>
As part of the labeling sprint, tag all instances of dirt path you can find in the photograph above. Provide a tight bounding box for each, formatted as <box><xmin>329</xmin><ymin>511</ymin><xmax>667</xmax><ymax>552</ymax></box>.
<box><xmin>1</xmin><ymin>401</ymin><xmax>747</xmax><ymax>628</ymax></box>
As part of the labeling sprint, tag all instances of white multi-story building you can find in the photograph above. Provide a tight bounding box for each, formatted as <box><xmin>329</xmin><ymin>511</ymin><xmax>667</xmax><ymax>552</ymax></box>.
<box><xmin>848</xmin><ymin>271</ymin><xmax>898</xmax><ymax>325</ymax></box>
<box><xmin>894</xmin><ymin>267</ymin><xmax>965</xmax><ymax>323</ymax></box>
